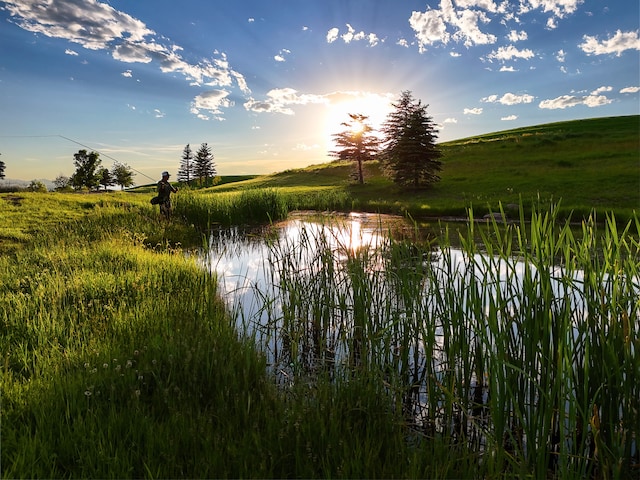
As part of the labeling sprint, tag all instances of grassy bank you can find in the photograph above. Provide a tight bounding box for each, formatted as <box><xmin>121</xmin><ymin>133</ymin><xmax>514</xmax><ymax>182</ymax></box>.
<box><xmin>199</xmin><ymin>115</ymin><xmax>638</xmax><ymax>222</ymax></box>
<box><xmin>0</xmin><ymin>194</ymin><xmax>471</xmax><ymax>478</ymax></box>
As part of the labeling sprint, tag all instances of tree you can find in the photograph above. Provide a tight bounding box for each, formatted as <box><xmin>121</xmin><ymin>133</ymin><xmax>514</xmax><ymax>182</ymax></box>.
<box><xmin>28</xmin><ymin>180</ymin><xmax>47</xmax><ymax>192</ymax></box>
<box><xmin>177</xmin><ymin>144</ymin><xmax>195</xmax><ymax>185</ymax></box>
<box><xmin>381</xmin><ymin>91</ymin><xmax>442</xmax><ymax>189</ymax></box>
<box><xmin>111</xmin><ymin>162</ymin><xmax>135</xmax><ymax>190</ymax></box>
<box><xmin>194</xmin><ymin>143</ymin><xmax>216</xmax><ymax>186</ymax></box>
<box><xmin>98</xmin><ymin>167</ymin><xmax>115</xmax><ymax>190</ymax></box>
<box><xmin>330</xmin><ymin>114</ymin><xmax>380</xmax><ymax>184</ymax></box>
<box><xmin>70</xmin><ymin>150</ymin><xmax>102</xmax><ymax>190</ymax></box>
<box><xmin>53</xmin><ymin>174</ymin><xmax>71</xmax><ymax>191</ymax></box>
<box><xmin>0</xmin><ymin>154</ymin><xmax>5</xmax><ymax>179</ymax></box>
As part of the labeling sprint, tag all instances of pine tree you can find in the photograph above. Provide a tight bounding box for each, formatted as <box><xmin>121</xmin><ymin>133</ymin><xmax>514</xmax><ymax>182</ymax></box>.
<box><xmin>381</xmin><ymin>91</ymin><xmax>442</xmax><ymax>189</ymax></box>
<box><xmin>177</xmin><ymin>144</ymin><xmax>195</xmax><ymax>185</ymax></box>
<box><xmin>330</xmin><ymin>114</ymin><xmax>379</xmax><ymax>184</ymax></box>
<box><xmin>194</xmin><ymin>143</ymin><xmax>216</xmax><ymax>186</ymax></box>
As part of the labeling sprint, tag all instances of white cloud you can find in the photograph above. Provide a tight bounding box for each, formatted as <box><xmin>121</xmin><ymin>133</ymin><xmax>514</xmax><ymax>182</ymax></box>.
<box><xmin>65</xmin><ymin>48</ymin><xmax>78</xmax><ymax>56</ymax></box>
<box><xmin>507</xmin><ymin>30</ymin><xmax>528</xmax><ymax>42</ymax></box>
<box><xmin>579</xmin><ymin>30</ymin><xmax>640</xmax><ymax>57</ymax></box>
<box><xmin>191</xmin><ymin>90</ymin><xmax>232</xmax><ymax>119</ymax></box>
<box><xmin>443</xmin><ymin>117</ymin><xmax>458</xmax><ymax>123</ymax></box>
<box><xmin>326</xmin><ymin>27</ymin><xmax>340</xmax><ymax>43</ymax></box>
<box><xmin>274</xmin><ymin>48</ymin><xmax>290</xmax><ymax>62</ymax></box>
<box><xmin>555</xmin><ymin>49</ymin><xmax>566</xmax><ymax>62</ymax></box>
<box><xmin>482</xmin><ymin>93</ymin><xmax>534</xmax><ymax>104</ymax></box>
<box><xmin>486</xmin><ymin>44</ymin><xmax>535</xmax><ymax>61</ymax></box>
<box><xmin>620</xmin><ymin>86</ymin><xmax>640</xmax><ymax>93</ymax></box>
<box><xmin>244</xmin><ymin>88</ymin><xmax>327</xmax><ymax>115</ymax></box>
<box><xmin>450</xmin><ymin>51</ymin><xmax>462</xmax><ymax>57</ymax></box>
<box><xmin>519</xmin><ymin>0</ymin><xmax>584</xmax><ymax>18</ymax></box>
<box><xmin>502</xmin><ymin>115</ymin><xmax>518</xmax><ymax>120</ymax></box>
<box><xmin>2</xmin><ymin>0</ymin><xmax>249</xmax><ymax>118</ymax></box>
<box><xmin>499</xmin><ymin>65</ymin><xmax>517</xmax><ymax>72</ymax></box>
<box><xmin>327</xmin><ymin>24</ymin><xmax>381</xmax><ymax>47</ymax></box>
<box><xmin>397</xmin><ymin>38</ymin><xmax>409</xmax><ymax>48</ymax></box>
<box><xmin>121</xmin><ymin>70</ymin><xmax>132</xmax><ymax>78</ymax></box>
<box><xmin>590</xmin><ymin>86</ymin><xmax>612</xmax><ymax>95</ymax></box>
<box><xmin>154</xmin><ymin>109</ymin><xmax>165</xmax><ymax>118</ymax></box>
<box><xmin>464</xmin><ymin>107</ymin><xmax>483</xmax><ymax>115</ymax></box>
<box><xmin>539</xmin><ymin>94</ymin><xmax>613</xmax><ymax>109</ymax></box>
<box><xmin>409</xmin><ymin>2</ymin><xmax>497</xmax><ymax>52</ymax></box>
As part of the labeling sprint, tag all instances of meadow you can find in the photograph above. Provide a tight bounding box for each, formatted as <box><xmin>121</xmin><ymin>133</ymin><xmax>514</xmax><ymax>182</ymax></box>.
<box><xmin>1</xmin><ymin>115</ymin><xmax>638</xmax><ymax>478</ymax></box>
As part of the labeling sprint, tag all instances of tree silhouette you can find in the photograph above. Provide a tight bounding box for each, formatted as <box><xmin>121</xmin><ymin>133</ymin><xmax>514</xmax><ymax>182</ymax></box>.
<box><xmin>0</xmin><ymin>153</ymin><xmax>5</xmax><ymax>179</ymax></box>
<box><xmin>111</xmin><ymin>162</ymin><xmax>135</xmax><ymax>190</ymax></box>
<box><xmin>177</xmin><ymin>144</ymin><xmax>195</xmax><ymax>185</ymax></box>
<box><xmin>381</xmin><ymin>91</ymin><xmax>442</xmax><ymax>189</ymax></box>
<box><xmin>331</xmin><ymin>114</ymin><xmax>380</xmax><ymax>184</ymax></box>
<box><xmin>70</xmin><ymin>150</ymin><xmax>101</xmax><ymax>190</ymax></box>
<box><xmin>194</xmin><ymin>143</ymin><xmax>216</xmax><ymax>186</ymax></box>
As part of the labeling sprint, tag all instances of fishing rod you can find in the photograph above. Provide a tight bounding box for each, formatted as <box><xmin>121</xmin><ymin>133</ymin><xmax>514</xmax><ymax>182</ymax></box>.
<box><xmin>0</xmin><ymin>134</ymin><xmax>159</xmax><ymax>183</ymax></box>
<box><xmin>57</xmin><ymin>135</ymin><xmax>158</xmax><ymax>183</ymax></box>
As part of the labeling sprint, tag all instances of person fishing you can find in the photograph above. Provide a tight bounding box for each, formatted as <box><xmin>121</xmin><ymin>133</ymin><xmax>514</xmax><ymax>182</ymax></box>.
<box><xmin>157</xmin><ymin>170</ymin><xmax>178</xmax><ymax>218</ymax></box>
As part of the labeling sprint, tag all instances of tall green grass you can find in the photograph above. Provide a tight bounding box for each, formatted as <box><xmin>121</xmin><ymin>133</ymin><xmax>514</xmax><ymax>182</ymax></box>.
<box><xmin>255</xmin><ymin>204</ymin><xmax>639</xmax><ymax>478</ymax></box>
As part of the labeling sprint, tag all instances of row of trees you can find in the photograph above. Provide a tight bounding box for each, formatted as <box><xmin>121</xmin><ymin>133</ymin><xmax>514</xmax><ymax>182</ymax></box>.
<box><xmin>331</xmin><ymin>91</ymin><xmax>442</xmax><ymax>188</ymax></box>
<box><xmin>177</xmin><ymin>143</ymin><xmax>217</xmax><ymax>186</ymax></box>
<box><xmin>59</xmin><ymin>150</ymin><xmax>135</xmax><ymax>191</ymax></box>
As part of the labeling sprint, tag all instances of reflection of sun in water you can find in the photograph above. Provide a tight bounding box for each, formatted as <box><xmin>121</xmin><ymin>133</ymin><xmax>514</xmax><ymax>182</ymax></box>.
<box><xmin>323</xmin><ymin>92</ymin><xmax>393</xmax><ymax>151</ymax></box>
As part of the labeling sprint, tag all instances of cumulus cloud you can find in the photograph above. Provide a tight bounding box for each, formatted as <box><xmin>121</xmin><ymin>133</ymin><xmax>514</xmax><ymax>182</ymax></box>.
<box><xmin>519</xmin><ymin>0</ymin><xmax>584</xmax><ymax>18</ymax></box>
<box><xmin>538</xmin><ymin>94</ymin><xmax>613</xmax><ymax>109</ymax></box>
<box><xmin>121</xmin><ymin>70</ymin><xmax>132</xmax><ymax>78</ymax></box>
<box><xmin>555</xmin><ymin>49</ymin><xmax>566</xmax><ymax>62</ymax></box>
<box><xmin>326</xmin><ymin>24</ymin><xmax>381</xmax><ymax>46</ymax></box>
<box><xmin>502</xmin><ymin>115</ymin><xmax>518</xmax><ymax>120</ymax></box>
<box><xmin>481</xmin><ymin>92</ymin><xmax>535</xmax><ymax>104</ymax></box>
<box><xmin>65</xmin><ymin>48</ymin><xmax>78</xmax><ymax>55</ymax></box>
<box><xmin>244</xmin><ymin>88</ymin><xmax>327</xmax><ymax>115</ymax></box>
<box><xmin>2</xmin><ymin>0</ymin><xmax>249</xmax><ymax>118</ymax></box>
<box><xmin>590</xmin><ymin>86</ymin><xmax>612</xmax><ymax>95</ymax></box>
<box><xmin>464</xmin><ymin>107</ymin><xmax>483</xmax><ymax>115</ymax></box>
<box><xmin>508</xmin><ymin>30</ymin><xmax>528</xmax><ymax>42</ymax></box>
<box><xmin>409</xmin><ymin>2</ymin><xmax>497</xmax><ymax>52</ymax></box>
<box><xmin>579</xmin><ymin>29</ymin><xmax>640</xmax><ymax>56</ymax></box>
<box><xmin>191</xmin><ymin>90</ymin><xmax>233</xmax><ymax>120</ymax></box>
<box><xmin>620</xmin><ymin>86</ymin><xmax>640</xmax><ymax>93</ymax></box>
<box><xmin>486</xmin><ymin>45</ymin><xmax>535</xmax><ymax>61</ymax></box>
<box><xmin>443</xmin><ymin>117</ymin><xmax>458</xmax><ymax>123</ymax></box>
<box><xmin>274</xmin><ymin>48</ymin><xmax>291</xmax><ymax>62</ymax></box>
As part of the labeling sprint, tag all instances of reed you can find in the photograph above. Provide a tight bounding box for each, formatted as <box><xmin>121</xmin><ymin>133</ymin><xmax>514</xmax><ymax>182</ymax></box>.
<box><xmin>255</xmin><ymin>204</ymin><xmax>639</xmax><ymax>478</ymax></box>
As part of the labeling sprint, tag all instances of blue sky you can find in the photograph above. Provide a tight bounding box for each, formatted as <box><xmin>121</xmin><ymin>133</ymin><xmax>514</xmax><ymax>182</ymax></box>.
<box><xmin>0</xmin><ymin>0</ymin><xmax>638</xmax><ymax>183</ymax></box>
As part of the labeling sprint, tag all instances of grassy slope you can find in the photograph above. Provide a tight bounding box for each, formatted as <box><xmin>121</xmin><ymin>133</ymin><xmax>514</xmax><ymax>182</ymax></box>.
<box><xmin>210</xmin><ymin>115</ymin><xmax>639</xmax><ymax>219</ymax></box>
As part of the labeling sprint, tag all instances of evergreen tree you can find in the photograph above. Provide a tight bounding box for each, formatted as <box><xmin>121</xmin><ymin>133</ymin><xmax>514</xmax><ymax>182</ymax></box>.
<box><xmin>0</xmin><ymin>154</ymin><xmax>5</xmax><ymax>179</ymax></box>
<box><xmin>330</xmin><ymin>114</ymin><xmax>379</xmax><ymax>184</ymax></box>
<box><xmin>70</xmin><ymin>150</ymin><xmax>102</xmax><ymax>190</ymax></box>
<box><xmin>177</xmin><ymin>144</ymin><xmax>195</xmax><ymax>185</ymax></box>
<box><xmin>194</xmin><ymin>143</ymin><xmax>216</xmax><ymax>186</ymax></box>
<box><xmin>381</xmin><ymin>91</ymin><xmax>442</xmax><ymax>189</ymax></box>
<box><xmin>111</xmin><ymin>162</ymin><xmax>135</xmax><ymax>190</ymax></box>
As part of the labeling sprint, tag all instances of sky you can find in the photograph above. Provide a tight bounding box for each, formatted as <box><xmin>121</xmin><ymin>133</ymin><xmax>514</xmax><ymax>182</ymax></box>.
<box><xmin>0</xmin><ymin>0</ymin><xmax>638</xmax><ymax>184</ymax></box>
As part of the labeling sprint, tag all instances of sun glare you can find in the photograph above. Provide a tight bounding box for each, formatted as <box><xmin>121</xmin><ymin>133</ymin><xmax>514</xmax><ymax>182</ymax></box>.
<box><xmin>323</xmin><ymin>92</ymin><xmax>393</xmax><ymax>151</ymax></box>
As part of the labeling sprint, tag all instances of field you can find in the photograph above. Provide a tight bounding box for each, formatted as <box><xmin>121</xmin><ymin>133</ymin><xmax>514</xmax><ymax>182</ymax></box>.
<box><xmin>1</xmin><ymin>116</ymin><xmax>639</xmax><ymax>478</ymax></box>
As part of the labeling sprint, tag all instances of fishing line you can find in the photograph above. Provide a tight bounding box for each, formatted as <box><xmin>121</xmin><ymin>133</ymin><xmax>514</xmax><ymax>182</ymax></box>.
<box><xmin>0</xmin><ymin>134</ymin><xmax>158</xmax><ymax>182</ymax></box>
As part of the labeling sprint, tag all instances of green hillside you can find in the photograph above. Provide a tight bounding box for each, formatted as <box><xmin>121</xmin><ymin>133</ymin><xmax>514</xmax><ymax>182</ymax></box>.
<box><xmin>211</xmin><ymin>115</ymin><xmax>639</xmax><ymax>220</ymax></box>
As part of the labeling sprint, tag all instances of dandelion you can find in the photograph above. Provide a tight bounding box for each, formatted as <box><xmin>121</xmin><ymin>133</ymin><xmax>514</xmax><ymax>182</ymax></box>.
<box><xmin>126</xmin><ymin>360</ymin><xmax>132</xmax><ymax>368</ymax></box>
<box><xmin>103</xmin><ymin>363</ymin><xmax>109</xmax><ymax>369</ymax></box>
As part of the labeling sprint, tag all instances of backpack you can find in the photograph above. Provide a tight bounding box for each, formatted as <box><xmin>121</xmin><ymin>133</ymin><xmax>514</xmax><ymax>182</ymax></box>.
<box><xmin>150</xmin><ymin>196</ymin><xmax>160</xmax><ymax>205</ymax></box>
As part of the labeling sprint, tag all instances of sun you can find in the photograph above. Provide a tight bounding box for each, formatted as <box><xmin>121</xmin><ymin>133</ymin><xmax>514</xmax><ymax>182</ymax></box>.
<box><xmin>323</xmin><ymin>92</ymin><xmax>394</xmax><ymax>151</ymax></box>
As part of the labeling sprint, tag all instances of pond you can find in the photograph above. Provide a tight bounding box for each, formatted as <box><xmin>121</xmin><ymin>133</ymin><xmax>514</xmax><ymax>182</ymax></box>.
<box><xmin>199</xmin><ymin>210</ymin><xmax>638</xmax><ymax>470</ymax></box>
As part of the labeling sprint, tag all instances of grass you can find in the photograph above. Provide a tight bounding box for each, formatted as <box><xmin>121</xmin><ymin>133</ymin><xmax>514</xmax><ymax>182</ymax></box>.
<box><xmin>191</xmin><ymin>115</ymin><xmax>638</xmax><ymax>222</ymax></box>
<box><xmin>1</xmin><ymin>115</ymin><xmax>638</xmax><ymax>478</ymax></box>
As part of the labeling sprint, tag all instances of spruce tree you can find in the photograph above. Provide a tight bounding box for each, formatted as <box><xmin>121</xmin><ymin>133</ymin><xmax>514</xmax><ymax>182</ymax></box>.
<box><xmin>194</xmin><ymin>143</ymin><xmax>216</xmax><ymax>186</ymax></box>
<box><xmin>330</xmin><ymin>114</ymin><xmax>379</xmax><ymax>184</ymax></box>
<box><xmin>381</xmin><ymin>91</ymin><xmax>442</xmax><ymax>189</ymax></box>
<box><xmin>177</xmin><ymin>144</ymin><xmax>194</xmax><ymax>185</ymax></box>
